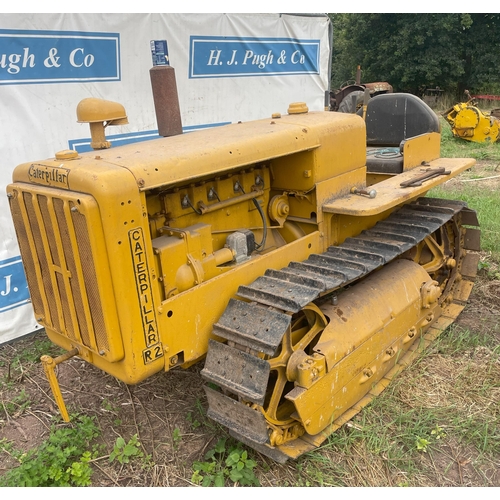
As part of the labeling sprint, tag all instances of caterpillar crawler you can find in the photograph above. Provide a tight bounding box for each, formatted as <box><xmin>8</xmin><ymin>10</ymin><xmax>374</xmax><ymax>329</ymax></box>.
<box><xmin>7</xmin><ymin>93</ymin><xmax>480</xmax><ymax>461</ymax></box>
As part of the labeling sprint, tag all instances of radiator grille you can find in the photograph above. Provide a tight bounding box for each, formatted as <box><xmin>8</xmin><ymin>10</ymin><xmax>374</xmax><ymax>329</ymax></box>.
<box><xmin>9</xmin><ymin>187</ymin><xmax>111</xmax><ymax>354</ymax></box>
<box><xmin>70</xmin><ymin>204</ymin><xmax>109</xmax><ymax>350</ymax></box>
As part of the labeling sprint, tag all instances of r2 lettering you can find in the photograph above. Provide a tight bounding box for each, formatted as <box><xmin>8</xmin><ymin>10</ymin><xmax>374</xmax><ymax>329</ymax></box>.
<box><xmin>142</xmin><ymin>344</ymin><xmax>163</xmax><ymax>364</ymax></box>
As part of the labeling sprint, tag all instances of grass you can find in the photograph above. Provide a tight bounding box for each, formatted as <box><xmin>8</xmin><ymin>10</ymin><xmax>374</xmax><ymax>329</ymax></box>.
<box><xmin>293</xmin><ymin>324</ymin><xmax>499</xmax><ymax>486</ymax></box>
<box><xmin>430</xmin><ymin>184</ymin><xmax>500</xmax><ymax>259</ymax></box>
<box><xmin>0</xmin><ymin>336</ymin><xmax>64</xmax><ymax>420</ymax></box>
<box><xmin>1</xmin><ymin>336</ymin><xmax>63</xmax><ymax>387</ymax></box>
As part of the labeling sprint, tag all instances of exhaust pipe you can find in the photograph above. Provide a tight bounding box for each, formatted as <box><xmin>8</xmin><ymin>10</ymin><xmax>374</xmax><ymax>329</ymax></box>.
<box><xmin>149</xmin><ymin>40</ymin><xmax>183</xmax><ymax>137</ymax></box>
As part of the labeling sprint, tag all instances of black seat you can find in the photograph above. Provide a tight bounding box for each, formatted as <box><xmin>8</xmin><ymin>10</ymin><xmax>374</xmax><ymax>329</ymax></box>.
<box><xmin>358</xmin><ymin>93</ymin><xmax>439</xmax><ymax>174</ymax></box>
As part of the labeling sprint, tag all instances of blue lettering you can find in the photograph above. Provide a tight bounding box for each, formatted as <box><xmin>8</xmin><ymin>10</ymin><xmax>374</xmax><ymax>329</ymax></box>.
<box><xmin>190</xmin><ymin>36</ymin><xmax>320</xmax><ymax>78</ymax></box>
<box><xmin>0</xmin><ymin>29</ymin><xmax>120</xmax><ymax>85</ymax></box>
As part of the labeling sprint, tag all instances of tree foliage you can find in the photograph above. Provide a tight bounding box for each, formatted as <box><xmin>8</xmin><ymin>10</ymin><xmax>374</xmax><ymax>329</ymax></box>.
<box><xmin>330</xmin><ymin>14</ymin><xmax>500</xmax><ymax>97</ymax></box>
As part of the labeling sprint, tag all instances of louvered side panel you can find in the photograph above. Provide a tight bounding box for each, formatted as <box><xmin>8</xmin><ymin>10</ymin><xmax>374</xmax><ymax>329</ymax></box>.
<box><xmin>8</xmin><ymin>192</ymin><xmax>45</xmax><ymax>317</ymax></box>
<box><xmin>7</xmin><ymin>184</ymin><xmax>123</xmax><ymax>362</ymax></box>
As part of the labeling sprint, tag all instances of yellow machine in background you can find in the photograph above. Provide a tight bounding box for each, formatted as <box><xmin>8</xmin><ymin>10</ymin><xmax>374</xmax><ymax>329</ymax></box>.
<box><xmin>442</xmin><ymin>91</ymin><xmax>500</xmax><ymax>143</ymax></box>
<box><xmin>7</xmin><ymin>93</ymin><xmax>480</xmax><ymax>463</ymax></box>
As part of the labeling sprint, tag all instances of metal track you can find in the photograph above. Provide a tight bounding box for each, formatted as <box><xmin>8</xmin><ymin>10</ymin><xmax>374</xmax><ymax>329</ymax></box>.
<box><xmin>201</xmin><ymin>197</ymin><xmax>479</xmax><ymax>461</ymax></box>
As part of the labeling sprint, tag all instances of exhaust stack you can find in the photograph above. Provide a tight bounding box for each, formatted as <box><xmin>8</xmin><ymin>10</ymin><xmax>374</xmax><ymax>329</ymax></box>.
<box><xmin>149</xmin><ymin>40</ymin><xmax>183</xmax><ymax>137</ymax></box>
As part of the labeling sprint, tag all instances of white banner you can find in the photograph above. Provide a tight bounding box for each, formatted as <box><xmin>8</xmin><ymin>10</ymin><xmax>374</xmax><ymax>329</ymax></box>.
<box><xmin>0</xmin><ymin>13</ymin><xmax>331</xmax><ymax>344</ymax></box>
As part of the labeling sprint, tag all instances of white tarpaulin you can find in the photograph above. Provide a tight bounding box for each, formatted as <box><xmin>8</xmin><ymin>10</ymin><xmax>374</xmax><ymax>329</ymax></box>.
<box><xmin>0</xmin><ymin>13</ymin><xmax>332</xmax><ymax>344</ymax></box>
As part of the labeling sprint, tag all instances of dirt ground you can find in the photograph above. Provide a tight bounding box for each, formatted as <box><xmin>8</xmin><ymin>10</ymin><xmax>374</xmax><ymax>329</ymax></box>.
<box><xmin>0</xmin><ymin>162</ymin><xmax>499</xmax><ymax>487</ymax></box>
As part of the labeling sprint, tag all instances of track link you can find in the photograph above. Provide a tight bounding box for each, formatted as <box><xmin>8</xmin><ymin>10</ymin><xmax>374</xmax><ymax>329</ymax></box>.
<box><xmin>201</xmin><ymin>197</ymin><xmax>480</xmax><ymax>462</ymax></box>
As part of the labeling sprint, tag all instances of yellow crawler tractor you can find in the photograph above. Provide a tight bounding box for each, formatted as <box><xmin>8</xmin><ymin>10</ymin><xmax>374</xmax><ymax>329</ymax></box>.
<box><xmin>7</xmin><ymin>92</ymin><xmax>480</xmax><ymax>463</ymax></box>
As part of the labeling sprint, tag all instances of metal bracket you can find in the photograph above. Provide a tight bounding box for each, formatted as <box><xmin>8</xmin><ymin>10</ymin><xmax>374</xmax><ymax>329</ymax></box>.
<box><xmin>41</xmin><ymin>348</ymin><xmax>79</xmax><ymax>422</ymax></box>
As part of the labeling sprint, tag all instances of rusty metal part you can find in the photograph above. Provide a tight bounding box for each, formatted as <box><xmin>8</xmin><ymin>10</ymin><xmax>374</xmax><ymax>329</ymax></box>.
<box><xmin>331</xmin><ymin>84</ymin><xmax>365</xmax><ymax>111</ymax></box>
<box><xmin>472</xmin><ymin>94</ymin><xmax>500</xmax><ymax>101</ymax></box>
<box><xmin>331</xmin><ymin>76</ymin><xmax>393</xmax><ymax>112</ymax></box>
<box><xmin>363</xmin><ymin>82</ymin><xmax>393</xmax><ymax>95</ymax></box>
<box><xmin>202</xmin><ymin>340</ymin><xmax>271</xmax><ymax>405</ymax></box>
<box><xmin>204</xmin><ymin>386</ymin><xmax>270</xmax><ymax>444</ymax></box>
<box><xmin>351</xmin><ymin>186</ymin><xmax>377</xmax><ymax>198</ymax></box>
<box><xmin>211</xmin><ymin>299</ymin><xmax>291</xmax><ymax>355</ymax></box>
<box><xmin>400</xmin><ymin>167</ymin><xmax>450</xmax><ymax>188</ymax></box>
<box><xmin>149</xmin><ymin>65</ymin><xmax>183</xmax><ymax>137</ymax></box>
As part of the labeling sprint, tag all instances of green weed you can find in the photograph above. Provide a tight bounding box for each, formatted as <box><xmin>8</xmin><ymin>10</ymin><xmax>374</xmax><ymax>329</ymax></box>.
<box><xmin>172</xmin><ymin>427</ymin><xmax>182</xmax><ymax>449</ymax></box>
<box><xmin>186</xmin><ymin>411</ymin><xmax>201</xmax><ymax>429</ymax></box>
<box><xmin>430</xmin><ymin>424</ymin><xmax>446</xmax><ymax>440</ymax></box>
<box><xmin>186</xmin><ymin>397</ymin><xmax>221</xmax><ymax>433</ymax></box>
<box><xmin>0</xmin><ymin>414</ymin><xmax>99</xmax><ymax>487</ymax></box>
<box><xmin>109</xmin><ymin>434</ymin><xmax>143</xmax><ymax>464</ymax></box>
<box><xmin>478</xmin><ymin>261</ymin><xmax>500</xmax><ymax>280</ymax></box>
<box><xmin>0</xmin><ymin>438</ymin><xmax>14</xmax><ymax>453</ymax></box>
<box><xmin>415</xmin><ymin>436</ymin><xmax>431</xmax><ymax>452</ymax></box>
<box><xmin>2</xmin><ymin>389</ymin><xmax>31</xmax><ymax>417</ymax></box>
<box><xmin>13</xmin><ymin>336</ymin><xmax>63</xmax><ymax>365</ymax></box>
<box><xmin>1</xmin><ymin>335</ymin><xmax>64</xmax><ymax>386</ymax></box>
<box><xmin>101</xmin><ymin>398</ymin><xmax>119</xmax><ymax>413</ymax></box>
<box><xmin>191</xmin><ymin>438</ymin><xmax>260</xmax><ymax>487</ymax></box>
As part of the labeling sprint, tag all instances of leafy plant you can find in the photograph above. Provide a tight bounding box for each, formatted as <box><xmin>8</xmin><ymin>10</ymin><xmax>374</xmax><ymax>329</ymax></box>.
<box><xmin>0</xmin><ymin>415</ymin><xmax>99</xmax><ymax>487</ymax></box>
<box><xmin>186</xmin><ymin>411</ymin><xmax>201</xmax><ymax>429</ymax></box>
<box><xmin>13</xmin><ymin>337</ymin><xmax>62</xmax><ymax>364</ymax></box>
<box><xmin>431</xmin><ymin>425</ymin><xmax>446</xmax><ymax>440</ymax></box>
<box><xmin>2</xmin><ymin>389</ymin><xmax>31</xmax><ymax>417</ymax></box>
<box><xmin>415</xmin><ymin>436</ymin><xmax>431</xmax><ymax>453</ymax></box>
<box><xmin>0</xmin><ymin>438</ymin><xmax>14</xmax><ymax>453</ymax></box>
<box><xmin>478</xmin><ymin>261</ymin><xmax>490</xmax><ymax>271</ymax></box>
<box><xmin>478</xmin><ymin>261</ymin><xmax>500</xmax><ymax>280</ymax></box>
<box><xmin>172</xmin><ymin>427</ymin><xmax>182</xmax><ymax>449</ymax></box>
<box><xmin>191</xmin><ymin>438</ymin><xmax>260</xmax><ymax>487</ymax></box>
<box><xmin>225</xmin><ymin>448</ymin><xmax>259</xmax><ymax>485</ymax></box>
<box><xmin>109</xmin><ymin>434</ymin><xmax>143</xmax><ymax>464</ymax></box>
